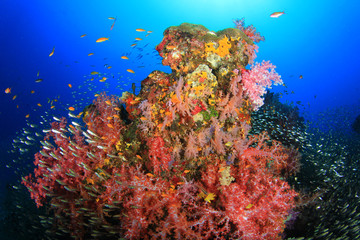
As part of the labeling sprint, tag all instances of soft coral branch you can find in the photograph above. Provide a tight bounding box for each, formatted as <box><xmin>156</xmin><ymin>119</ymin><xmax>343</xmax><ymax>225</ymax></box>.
<box><xmin>241</xmin><ymin>60</ymin><xmax>282</xmax><ymax>110</ymax></box>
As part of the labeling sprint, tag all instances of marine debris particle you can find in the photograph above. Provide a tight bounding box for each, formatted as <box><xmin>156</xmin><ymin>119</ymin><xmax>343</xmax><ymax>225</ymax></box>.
<box><xmin>22</xmin><ymin>22</ymin><xmax>300</xmax><ymax>239</ymax></box>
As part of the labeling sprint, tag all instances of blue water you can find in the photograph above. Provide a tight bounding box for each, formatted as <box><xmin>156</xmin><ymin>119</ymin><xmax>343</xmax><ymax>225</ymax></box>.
<box><xmin>1</xmin><ymin>0</ymin><xmax>359</xmax><ymax>238</ymax></box>
<box><xmin>2</xmin><ymin>1</ymin><xmax>359</xmax><ymax>136</ymax></box>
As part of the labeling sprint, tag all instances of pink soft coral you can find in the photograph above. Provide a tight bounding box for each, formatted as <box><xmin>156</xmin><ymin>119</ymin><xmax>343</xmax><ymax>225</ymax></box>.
<box><xmin>241</xmin><ymin>60</ymin><xmax>282</xmax><ymax>110</ymax></box>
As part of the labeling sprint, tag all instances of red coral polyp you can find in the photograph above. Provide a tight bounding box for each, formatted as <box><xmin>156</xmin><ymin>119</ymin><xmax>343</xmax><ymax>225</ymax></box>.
<box><xmin>191</xmin><ymin>99</ymin><xmax>207</xmax><ymax>115</ymax></box>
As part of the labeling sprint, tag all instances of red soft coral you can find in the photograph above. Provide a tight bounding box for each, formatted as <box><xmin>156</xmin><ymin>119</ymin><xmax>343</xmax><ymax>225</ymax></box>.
<box><xmin>147</xmin><ymin>136</ymin><xmax>172</xmax><ymax>174</ymax></box>
<box><xmin>221</xmin><ymin>172</ymin><xmax>297</xmax><ymax>239</ymax></box>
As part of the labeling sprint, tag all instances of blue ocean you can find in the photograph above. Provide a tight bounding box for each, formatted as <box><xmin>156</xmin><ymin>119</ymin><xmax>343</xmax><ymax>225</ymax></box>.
<box><xmin>1</xmin><ymin>0</ymin><xmax>359</xmax><ymax>239</ymax></box>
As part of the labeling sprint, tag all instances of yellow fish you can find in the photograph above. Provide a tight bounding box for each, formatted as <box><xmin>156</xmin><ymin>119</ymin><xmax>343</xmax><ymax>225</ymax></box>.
<box><xmin>96</xmin><ymin>37</ymin><xmax>109</xmax><ymax>43</ymax></box>
<box><xmin>136</xmin><ymin>28</ymin><xmax>146</xmax><ymax>32</ymax></box>
<box><xmin>204</xmin><ymin>193</ymin><xmax>216</xmax><ymax>203</ymax></box>
<box><xmin>68</xmin><ymin>107</ymin><xmax>75</xmax><ymax>111</ymax></box>
<box><xmin>90</xmin><ymin>71</ymin><xmax>99</xmax><ymax>75</ymax></box>
<box><xmin>245</xmin><ymin>203</ymin><xmax>254</xmax><ymax>209</ymax></box>
<box><xmin>68</xmin><ymin>84</ymin><xmax>72</xmax><ymax>88</ymax></box>
<box><xmin>135</xmin><ymin>38</ymin><xmax>142</xmax><ymax>41</ymax></box>
<box><xmin>127</xmin><ymin>69</ymin><xmax>135</xmax><ymax>74</ymax></box>
<box><xmin>121</xmin><ymin>56</ymin><xmax>129</xmax><ymax>60</ymax></box>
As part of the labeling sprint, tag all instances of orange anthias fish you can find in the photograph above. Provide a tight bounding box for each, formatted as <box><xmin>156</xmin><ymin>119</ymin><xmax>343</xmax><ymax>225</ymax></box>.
<box><xmin>136</xmin><ymin>28</ymin><xmax>146</xmax><ymax>32</ymax></box>
<box><xmin>127</xmin><ymin>69</ymin><xmax>135</xmax><ymax>74</ymax></box>
<box><xmin>49</xmin><ymin>47</ymin><xmax>55</xmax><ymax>57</ymax></box>
<box><xmin>96</xmin><ymin>37</ymin><xmax>109</xmax><ymax>43</ymax></box>
<box><xmin>5</xmin><ymin>87</ymin><xmax>11</xmax><ymax>94</ymax></box>
<box><xmin>80</xmin><ymin>34</ymin><xmax>86</xmax><ymax>38</ymax></box>
<box><xmin>270</xmin><ymin>11</ymin><xmax>285</xmax><ymax>18</ymax></box>
<box><xmin>121</xmin><ymin>56</ymin><xmax>129</xmax><ymax>60</ymax></box>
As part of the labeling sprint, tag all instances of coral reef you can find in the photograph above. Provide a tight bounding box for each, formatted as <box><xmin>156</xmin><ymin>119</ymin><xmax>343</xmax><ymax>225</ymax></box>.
<box><xmin>22</xmin><ymin>22</ymin><xmax>300</xmax><ymax>239</ymax></box>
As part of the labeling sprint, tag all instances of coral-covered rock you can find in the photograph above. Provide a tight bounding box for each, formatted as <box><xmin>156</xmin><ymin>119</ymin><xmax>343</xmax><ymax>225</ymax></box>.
<box><xmin>23</xmin><ymin>21</ymin><xmax>299</xmax><ymax>239</ymax></box>
<box><xmin>156</xmin><ymin>22</ymin><xmax>254</xmax><ymax>75</ymax></box>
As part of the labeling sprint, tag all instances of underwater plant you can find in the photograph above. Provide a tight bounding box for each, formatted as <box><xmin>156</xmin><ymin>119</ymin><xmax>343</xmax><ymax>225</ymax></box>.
<box><xmin>22</xmin><ymin>22</ymin><xmax>301</xmax><ymax>239</ymax></box>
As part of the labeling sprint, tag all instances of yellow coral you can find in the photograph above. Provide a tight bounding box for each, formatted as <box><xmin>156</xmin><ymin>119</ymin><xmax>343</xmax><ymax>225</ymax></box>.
<box><xmin>193</xmin><ymin>84</ymin><xmax>205</xmax><ymax>95</ymax></box>
<box><xmin>86</xmin><ymin>178</ymin><xmax>95</xmax><ymax>185</ymax></box>
<box><xmin>115</xmin><ymin>140</ymin><xmax>122</xmax><ymax>152</ymax></box>
<box><xmin>219</xmin><ymin>166</ymin><xmax>235</xmax><ymax>186</ymax></box>
<box><xmin>104</xmin><ymin>158</ymin><xmax>110</xmax><ymax>165</ymax></box>
<box><xmin>205</xmin><ymin>36</ymin><xmax>231</xmax><ymax>58</ymax></box>
<box><xmin>199</xmin><ymin>71</ymin><xmax>207</xmax><ymax>79</ymax></box>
